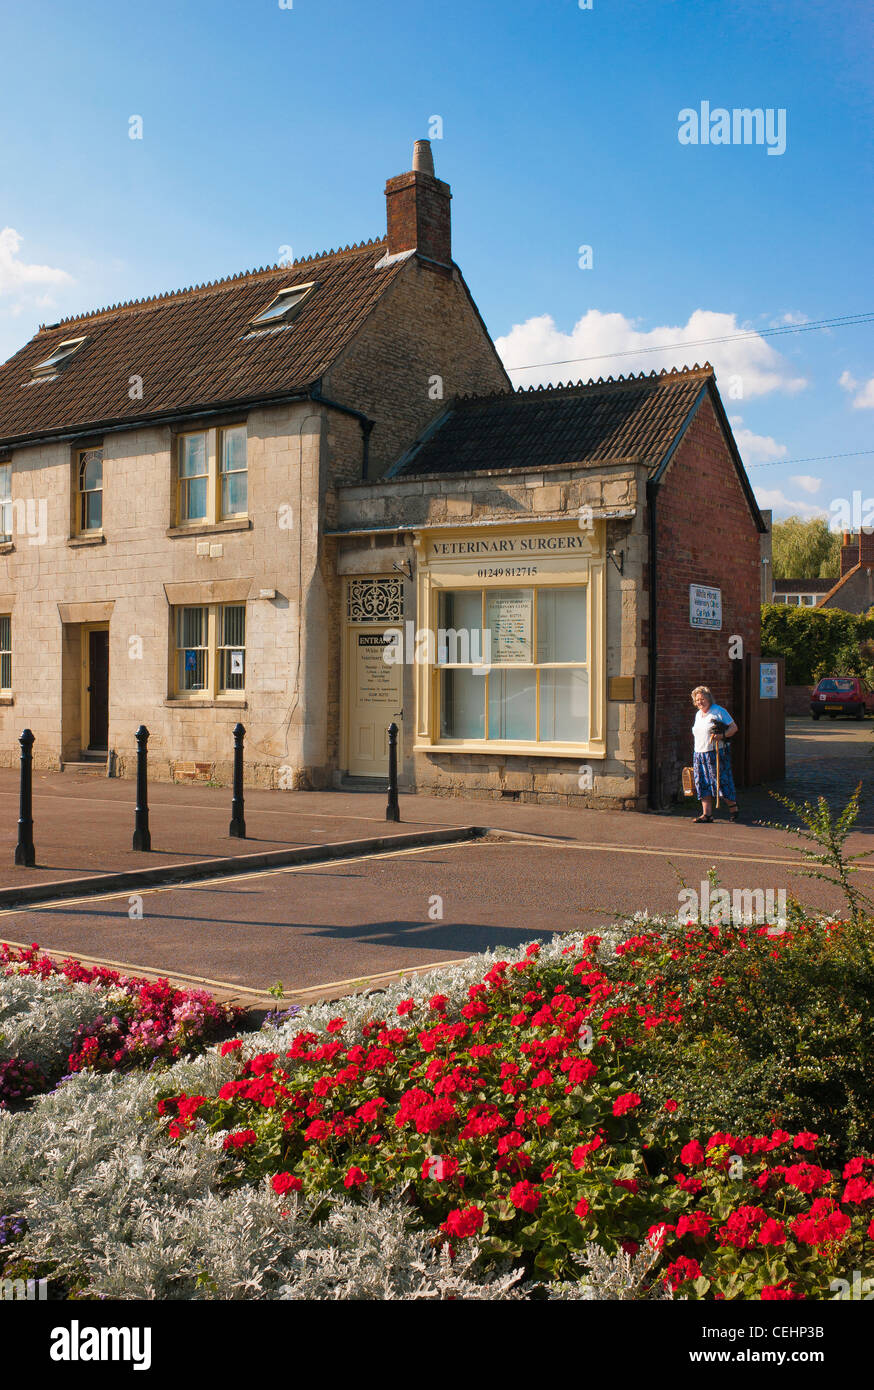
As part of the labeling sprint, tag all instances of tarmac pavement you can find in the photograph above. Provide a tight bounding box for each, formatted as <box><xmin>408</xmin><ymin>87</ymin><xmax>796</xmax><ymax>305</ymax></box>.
<box><xmin>0</xmin><ymin>717</ymin><xmax>870</xmax><ymax>1005</ymax></box>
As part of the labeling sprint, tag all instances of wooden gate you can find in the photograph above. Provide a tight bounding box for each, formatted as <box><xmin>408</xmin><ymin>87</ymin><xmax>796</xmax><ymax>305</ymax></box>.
<box><xmin>737</xmin><ymin>654</ymin><xmax>785</xmax><ymax>786</ymax></box>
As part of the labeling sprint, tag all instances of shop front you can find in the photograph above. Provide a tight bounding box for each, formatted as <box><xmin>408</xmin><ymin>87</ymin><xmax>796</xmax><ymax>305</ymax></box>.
<box><xmin>410</xmin><ymin>520</ymin><xmax>607</xmax><ymax>789</ymax></box>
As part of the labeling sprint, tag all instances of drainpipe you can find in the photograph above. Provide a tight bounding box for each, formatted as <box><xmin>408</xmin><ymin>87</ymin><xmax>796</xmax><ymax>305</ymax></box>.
<box><xmin>307</xmin><ymin>383</ymin><xmax>375</xmax><ymax>481</ymax></box>
<box><xmin>646</xmin><ymin>477</ymin><xmax>661</xmax><ymax>810</ymax></box>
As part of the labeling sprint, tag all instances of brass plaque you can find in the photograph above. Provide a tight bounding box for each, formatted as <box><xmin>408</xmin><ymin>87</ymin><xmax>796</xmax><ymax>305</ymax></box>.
<box><xmin>609</xmin><ymin>676</ymin><xmax>635</xmax><ymax>702</ymax></box>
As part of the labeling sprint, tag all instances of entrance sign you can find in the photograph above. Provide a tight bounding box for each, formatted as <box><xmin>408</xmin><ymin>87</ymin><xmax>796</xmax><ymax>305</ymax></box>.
<box><xmin>690</xmin><ymin>584</ymin><xmax>722</xmax><ymax>631</ymax></box>
<box><xmin>759</xmin><ymin>661</ymin><xmax>778</xmax><ymax>699</ymax></box>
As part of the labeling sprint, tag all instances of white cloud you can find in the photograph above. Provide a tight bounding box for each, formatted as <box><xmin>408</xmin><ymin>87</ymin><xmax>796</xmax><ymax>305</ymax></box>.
<box><xmin>495</xmin><ymin>308</ymin><xmax>808</xmax><ymax>397</ymax></box>
<box><xmin>789</xmin><ymin>474</ymin><xmax>822</xmax><ymax>494</ymax></box>
<box><xmin>0</xmin><ymin>228</ymin><xmax>72</xmax><ymax>295</ymax></box>
<box><xmin>838</xmin><ymin>369</ymin><xmax>874</xmax><ymax>408</ymax></box>
<box><xmin>727</xmin><ymin>414</ymin><xmax>788</xmax><ymax>464</ymax></box>
<box><xmin>754</xmin><ymin>487</ymin><xmax>828</xmax><ymax>521</ymax></box>
<box><xmin>769</xmin><ymin>310</ymin><xmax>808</xmax><ymax>327</ymax></box>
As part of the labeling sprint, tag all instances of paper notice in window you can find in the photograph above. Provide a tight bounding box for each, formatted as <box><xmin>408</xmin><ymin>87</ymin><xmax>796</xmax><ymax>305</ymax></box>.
<box><xmin>230</xmin><ymin>651</ymin><xmax>244</xmax><ymax>675</ymax></box>
<box><xmin>485</xmin><ymin>591</ymin><xmax>533</xmax><ymax>662</ymax></box>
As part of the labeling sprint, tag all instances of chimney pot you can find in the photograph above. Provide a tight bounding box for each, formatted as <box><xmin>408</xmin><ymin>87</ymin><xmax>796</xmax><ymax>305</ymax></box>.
<box><xmin>412</xmin><ymin>139</ymin><xmax>435</xmax><ymax>175</ymax></box>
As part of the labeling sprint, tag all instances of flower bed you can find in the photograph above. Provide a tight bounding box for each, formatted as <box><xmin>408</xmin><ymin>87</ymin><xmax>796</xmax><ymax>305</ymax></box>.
<box><xmin>0</xmin><ymin>943</ymin><xmax>241</xmax><ymax>1106</ymax></box>
<box><xmin>159</xmin><ymin>920</ymin><xmax>874</xmax><ymax>1299</ymax></box>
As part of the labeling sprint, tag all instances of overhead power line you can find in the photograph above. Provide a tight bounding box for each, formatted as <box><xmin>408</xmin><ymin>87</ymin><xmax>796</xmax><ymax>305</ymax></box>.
<box><xmin>747</xmin><ymin>448</ymin><xmax>874</xmax><ymax>470</ymax></box>
<box><xmin>504</xmin><ymin>311</ymin><xmax>874</xmax><ymax>374</ymax></box>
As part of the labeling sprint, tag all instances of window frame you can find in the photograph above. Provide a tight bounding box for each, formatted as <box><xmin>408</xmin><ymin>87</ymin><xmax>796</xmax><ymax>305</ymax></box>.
<box><xmin>173</xmin><ymin>602</ymin><xmax>247</xmax><ymax>699</ymax></box>
<box><xmin>0</xmin><ymin>463</ymin><xmax>11</xmax><ymax>544</ymax></box>
<box><xmin>249</xmin><ymin>282</ymin><xmax>317</xmax><ymax>327</ymax></box>
<box><xmin>175</xmin><ymin>425</ymin><xmax>248</xmax><ymax>527</ymax></box>
<box><xmin>0</xmin><ymin>613</ymin><xmax>10</xmax><ymax>693</ymax></box>
<box><xmin>434</xmin><ymin>582</ymin><xmax>591</xmax><ymax>748</ymax></box>
<box><xmin>75</xmin><ymin>447</ymin><xmax>103</xmax><ymax>534</ymax></box>
<box><xmin>31</xmin><ymin>336</ymin><xmax>86</xmax><ymax>379</ymax></box>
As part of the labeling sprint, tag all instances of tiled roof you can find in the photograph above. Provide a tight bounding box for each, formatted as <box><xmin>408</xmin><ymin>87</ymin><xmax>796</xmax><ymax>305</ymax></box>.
<box><xmin>391</xmin><ymin>365</ymin><xmax>715</xmax><ymax>477</ymax></box>
<box><xmin>0</xmin><ymin>239</ymin><xmax>405</xmax><ymax>445</ymax></box>
<box><xmin>773</xmin><ymin>578</ymin><xmax>836</xmax><ymax>593</ymax></box>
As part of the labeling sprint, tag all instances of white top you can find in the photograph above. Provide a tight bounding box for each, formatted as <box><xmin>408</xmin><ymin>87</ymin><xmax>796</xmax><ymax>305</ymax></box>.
<box><xmin>693</xmin><ymin>703</ymin><xmax>732</xmax><ymax>754</ymax></box>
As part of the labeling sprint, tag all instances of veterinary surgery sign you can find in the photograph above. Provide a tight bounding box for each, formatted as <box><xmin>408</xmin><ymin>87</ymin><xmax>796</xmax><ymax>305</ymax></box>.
<box><xmin>689</xmin><ymin>584</ymin><xmax>723</xmax><ymax>631</ymax></box>
<box><xmin>429</xmin><ymin>533</ymin><xmax>591</xmax><ymax>558</ymax></box>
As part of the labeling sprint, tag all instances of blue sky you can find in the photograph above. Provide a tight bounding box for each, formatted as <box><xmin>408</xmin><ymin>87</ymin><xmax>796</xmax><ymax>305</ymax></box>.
<box><xmin>1</xmin><ymin>0</ymin><xmax>871</xmax><ymax>522</ymax></box>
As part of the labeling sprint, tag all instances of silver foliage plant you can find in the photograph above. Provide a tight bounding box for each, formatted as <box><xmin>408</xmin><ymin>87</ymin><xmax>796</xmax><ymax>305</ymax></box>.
<box><xmin>0</xmin><ymin>973</ymin><xmax>130</xmax><ymax>1076</ymax></box>
<box><xmin>547</xmin><ymin>1240</ymin><xmax>672</xmax><ymax>1301</ymax></box>
<box><xmin>0</xmin><ymin>928</ymin><xmax>651</xmax><ymax>1300</ymax></box>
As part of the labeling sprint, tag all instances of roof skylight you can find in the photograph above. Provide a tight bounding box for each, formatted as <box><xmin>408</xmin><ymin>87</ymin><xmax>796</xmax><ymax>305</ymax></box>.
<box><xmin>31</xmin><ymin>337</ymin><xmax>87</xmax><ymax>378</ymax></box>
<box><xmin>249</xmin><ymin>283</ymin><xmax>316</xmax><ymax>326</ymax></box>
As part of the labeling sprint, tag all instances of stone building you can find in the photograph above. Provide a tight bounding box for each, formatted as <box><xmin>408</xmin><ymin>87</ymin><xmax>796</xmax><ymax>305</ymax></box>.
<box><xmin>331</xmin><ymin>364</ymin><xmax>767</xmax><ymax>810</ymax></box>
<box><xmin>0</xmin><ymin>142</ymin><xmax>508</xmax><ymax>784</ymax></box>
<box><xmin>0</xmin><ymin>139</ymin><xmax>768</xmax><ymax>809</ymax></box>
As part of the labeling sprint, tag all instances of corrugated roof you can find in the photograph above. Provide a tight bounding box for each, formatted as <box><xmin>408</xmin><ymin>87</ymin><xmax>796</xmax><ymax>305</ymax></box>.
<box><xmin>0</xmin><ymin>239</ymin><xmax>404</xmax><ymax>445</ymax></box>
<box><xmin>390</xmin><ymin>364</ymin><xmax>714</xmax><ymax>477</ymax></box>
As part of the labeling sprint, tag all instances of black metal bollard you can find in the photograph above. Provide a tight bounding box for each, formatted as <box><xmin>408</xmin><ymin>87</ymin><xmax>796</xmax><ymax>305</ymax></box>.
<box><xmin>386</xmin><ymin>722</ymin><xmax>400</xmax><ymax>822</ymax></box>
<box><xmin>132</xmin><ymin>725</ymin><xmax>151</xmax><ymax>851</ymax></box>
<box><xmin>14</xmin><ymin>728</ymin><xmax>35</xmax><ymax>867</ymax></box>
<box><xmin>229</xmin><ymin>722</ymin><xmax>246</xmax><ymax>838</ymax></box>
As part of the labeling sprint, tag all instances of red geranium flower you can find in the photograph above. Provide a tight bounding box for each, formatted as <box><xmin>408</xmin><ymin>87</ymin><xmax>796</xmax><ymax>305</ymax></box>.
<box><xmin>664</xmin><ymin>1255</ymin><xmax>701</xmax><ymax>1290</ymax></box>
<box><xmin>343</xmin><ymin>1166</ymin><xmax>368</xmax><ymax>1189</ymax></box>
<box><xmin>271</xmin><ymin>1172</ymin><xmax>302</xmax><ymax>1195</ymax></box>
<box><xmin>612</xmin><ymin>1092</ymin><xmax>641</xmax><ymax>1117</ymax></box>
<box><xmin>680</xmin><ymin>1140</ymin><xmax>704</xmax><ymax>1166</ymax></box>
<box><xmin>508</xmin><ymin>1180</ymin><xmax>540</xmax><ymax>1213</ymax></box>
<box><xmin>442</xmin><ymin>1206</ymin><xmax>484</xmax><ymax>1239</ymax></box>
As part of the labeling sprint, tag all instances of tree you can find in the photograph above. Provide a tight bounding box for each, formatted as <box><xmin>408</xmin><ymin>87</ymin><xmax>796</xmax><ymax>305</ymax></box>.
<box><xmin>770</xmin><ymin>516</ymin><xmax>840</xmax><ymax>580</ymax></box>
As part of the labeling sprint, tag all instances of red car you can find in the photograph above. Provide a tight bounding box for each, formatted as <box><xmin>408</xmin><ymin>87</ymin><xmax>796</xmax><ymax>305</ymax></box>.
<box><xmin>810</xmin><ymin>676</ymin><xmax>874</xmax><ymax>720</ymax></box>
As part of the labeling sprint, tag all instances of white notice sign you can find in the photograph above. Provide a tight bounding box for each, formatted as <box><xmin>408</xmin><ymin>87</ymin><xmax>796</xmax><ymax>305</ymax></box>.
<box><xmin>760</xmin><ymin>661</ymin><xmax>778</xmax><ymax>699</ymax></box>
<box><xmin>689</xmin><ymin>584</ymin><xmax>722</xmax><ymax>631</ymax></box>
<box><xmin>230</xmin><ymin>651</ymin><xmax>244</xmax><ymax>675</ymax></box>
<box><xmin>485</xmin><ymin>591</ymin><xmax>533</xmax><ymax>662</ymax></box>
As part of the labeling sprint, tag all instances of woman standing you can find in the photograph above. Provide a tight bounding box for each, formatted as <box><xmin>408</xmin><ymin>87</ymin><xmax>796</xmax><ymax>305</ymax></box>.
<box><xmin>691</xmin><ymin>685</ymin><xmax>739</xmax><ymax>823</ymax></box>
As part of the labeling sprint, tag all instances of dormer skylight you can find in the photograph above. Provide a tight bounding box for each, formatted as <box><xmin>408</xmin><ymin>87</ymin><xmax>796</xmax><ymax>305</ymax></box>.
<box><xmin>31</xmin><ymin>336</ymin><xmax>87</xmax><ymax>379</ymax></box>
<box><xmin>249</xmin><ymin>282</ymin><xmax>317</xmax><ymax>327</ymax></box>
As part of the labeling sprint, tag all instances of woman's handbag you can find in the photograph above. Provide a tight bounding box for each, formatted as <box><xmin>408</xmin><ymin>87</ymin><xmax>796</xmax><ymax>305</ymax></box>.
<box><xmin>682</xmin><ymin>766</ymin><xmax>695</xmax><ymax>798</ymax></box>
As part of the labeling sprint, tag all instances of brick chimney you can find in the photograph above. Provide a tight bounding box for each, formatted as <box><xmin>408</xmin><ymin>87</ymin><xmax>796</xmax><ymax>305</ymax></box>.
<box><xmin>385</xmin><ymin>140</ymin><xmax>452</xmax><ymax>268</ymax></box>
<box><xmin>840</xmin><ymin>530</ymin><xmax>859</xmax><ymax>576</ymax></box>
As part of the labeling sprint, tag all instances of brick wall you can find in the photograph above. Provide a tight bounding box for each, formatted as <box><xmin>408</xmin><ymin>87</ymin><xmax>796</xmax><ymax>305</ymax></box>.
<box><xmin>651</xmin><ymin>394</ymin><xmax>762</xmax><ymax>804</ymax></box>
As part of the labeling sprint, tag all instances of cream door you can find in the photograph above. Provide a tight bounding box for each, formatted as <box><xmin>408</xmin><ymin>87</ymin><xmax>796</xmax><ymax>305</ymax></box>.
<box><xmin>346</xmin><ymin>627</ymin><xmax>403</xmax><ymax>777</ymax></box>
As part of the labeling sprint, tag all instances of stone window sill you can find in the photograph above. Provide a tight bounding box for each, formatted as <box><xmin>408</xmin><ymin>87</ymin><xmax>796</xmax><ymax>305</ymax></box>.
<box><xmin>0</xmin><ymin>695</ymin><xmax>13</xmax><ymax>705</ymax></box>
<box><xmin>0</xmin><ymin>541</ymin><xmax>14</xmax><ymax>555</ymax></box>
<box><xmin>163</xmin><ymin>698</ymin><xmax>248</xmax><ymax>709</ymax></box>
<box><xmin>67</xmin><ymin>532</ymin><xmax>106</xmax><ymax>548</ymax></box>
<box><xmin>166</xmin><ymin>519</ymin><xmax>252</xmax><ymax>539</ymax></box>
